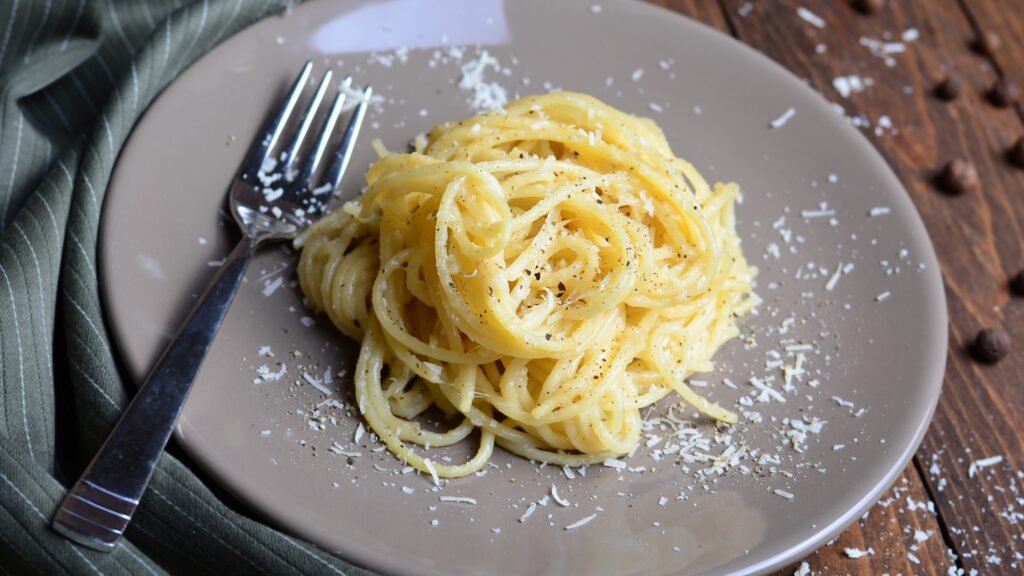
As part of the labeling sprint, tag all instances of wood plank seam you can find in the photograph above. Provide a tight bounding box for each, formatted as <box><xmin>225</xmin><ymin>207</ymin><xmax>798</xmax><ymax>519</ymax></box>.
<box><xmin>713</xmin><ymin>0</ymin><xmax>741</xmax><ymax>40</ymax></box>
<box><xmin>913</xmin><ymin>455</ymin><xmax>965</xmax><ymax>574</ymax></box>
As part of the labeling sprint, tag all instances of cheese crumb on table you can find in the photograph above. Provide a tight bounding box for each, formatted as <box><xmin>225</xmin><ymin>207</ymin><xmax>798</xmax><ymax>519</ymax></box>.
<box><xmin>796</xmin><ymin>7</ymin><xmax>826</xmax><ymax>29</ymax></box>
<box><xmin>844</xmin><ymin>546</ymin><xmax>874</xmax><ymax>559</ymax></box>
<box><xmin>968</xmin><ymin>455</ymin><xmax>1004</xmax><ymax>478</ymax></box>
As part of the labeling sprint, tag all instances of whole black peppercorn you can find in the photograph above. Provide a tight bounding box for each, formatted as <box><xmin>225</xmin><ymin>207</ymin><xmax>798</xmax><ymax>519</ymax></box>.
<box><xmin>975</xmin><ymin>30</ymin><xmax>1002</xmax><ymax>56</ymax></box>
<box><xmin>988</xmin><ymin>79</ymin><xmax>1021</xmax><ymax>108</ymax></box>
<box><xmin>1008</xmin><ymin>137</ymin><xmax>1024</xmax><ymax>168</ymax></box>
<box><xmin>1010</xmin><ymin>269</ymin><xmax>1024</xmax><ymax>297</ymax></box>
<box><xmin>934</xmin><ymin>76</ymin><xmax>964</xmax><ymax>101</ymax></box>
<box><xmin>938</xmin><ymin>159</ymin><xmax>979</xmax><ymax>195</ymax></box>
<box><xmin>853</xmin><ymin>0</ymin><xmax>885</xmax><ymax>14</ymax></box>
<box><xmin>971</xmin><ymin>329</ymin><xmax>1010</xmax><ymax>364</ymax></box>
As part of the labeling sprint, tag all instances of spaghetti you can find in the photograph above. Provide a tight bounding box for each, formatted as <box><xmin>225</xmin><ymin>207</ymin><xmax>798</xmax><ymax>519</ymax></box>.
<box><xmin>296</xmin><ymin>92</ymin><xmax>757</xmax><ymax>478</ymax></box>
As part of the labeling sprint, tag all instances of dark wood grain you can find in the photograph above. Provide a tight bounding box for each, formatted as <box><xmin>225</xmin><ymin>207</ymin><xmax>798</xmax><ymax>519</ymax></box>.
<box><xmin>644</xmin><ymin>0</ymin><xmax>1024</xmax><ymax>573</ymax></box>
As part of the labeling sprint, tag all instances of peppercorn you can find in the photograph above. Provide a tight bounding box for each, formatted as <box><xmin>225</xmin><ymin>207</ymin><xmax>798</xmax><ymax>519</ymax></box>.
<box><xmin>938</xmin><ymin>159</ymin><xmax>979</xmax><ymax>195</ymax></box>
<box><xmin>853</xmin><ymin>0</ymin><xmax>885</xmax><ymax>14</ymax></box>
<box><xmin>971</xmin><ymin>329</ymin><xmax>1010</xmax><ymax>364</ymax></box>
<box><xmin>1009</xmin><ymin>137</ymin><xmax>1024</xmax><ymax>168</ymax></box>
<box><xmin>934</xmin><ymin>76</ymin><xmax>964</xmax><ymax>101</ymax></box>
<box><xmin>974</xmin><ymin>30</ymin><xmax>1002</xmax><ymax>57</ymax></box>
<box><xmin>1010</xmin><ymin>269</ymin><xmax>1024</xmax><ymax>297</ymax></box>
<box><xmin>988</xmin><ymin>79</ymin><xmax>1021</xmax><ymax>108</ymax></box>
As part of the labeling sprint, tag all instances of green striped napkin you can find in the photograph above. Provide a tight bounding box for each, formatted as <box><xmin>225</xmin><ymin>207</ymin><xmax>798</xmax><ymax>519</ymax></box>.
<box><xmin>0</xmin><ymin>1</ymin><xmax>374</xmax><ymax>573</ymax></box>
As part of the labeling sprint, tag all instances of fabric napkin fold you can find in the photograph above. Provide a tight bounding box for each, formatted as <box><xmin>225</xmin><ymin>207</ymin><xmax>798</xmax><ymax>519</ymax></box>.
<box><xmin>0</xmin><ymin>1</ymin><xmax>374</xmax><ymax>573</ymax></box>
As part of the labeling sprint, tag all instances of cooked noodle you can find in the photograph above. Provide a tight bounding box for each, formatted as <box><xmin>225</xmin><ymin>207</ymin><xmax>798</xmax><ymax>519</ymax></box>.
<box><xmin>297</xmin><ymin>92</ymin><xmax>757</xmax><ymax>478</ymax></box>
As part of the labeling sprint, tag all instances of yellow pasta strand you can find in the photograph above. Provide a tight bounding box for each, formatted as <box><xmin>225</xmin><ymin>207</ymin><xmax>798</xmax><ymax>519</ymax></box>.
<box><xmin>296</xmin><ymin>92</ymin><xmax>758</xmax><ymax>478</ymax></box>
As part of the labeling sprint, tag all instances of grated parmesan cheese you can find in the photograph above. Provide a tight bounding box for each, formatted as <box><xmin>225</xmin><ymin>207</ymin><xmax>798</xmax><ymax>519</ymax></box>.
<box><xmin>825</xmin><ymin>262</ymin><xmax>844</xmax><ymax>291</ymax></box>
<box><xmin>796</xmin><ymin>7</ymin><xmax>825</xmax><ymax>29</ymax></box>
<box><xmin>439</xmin><ymin>496</ymin><xmax>477</xmax><ymax>505</ymax></box>
<box><xmin>256</xmin><ymin>363</ymin><xmax>287</xmax><ymax>383</ymax></box>
<box><xmin>551</xmin><ymin>485</ymin><xmax>570</xmax><ymax>507</ymax></box>
<box><xmin>845</xmin><ymin>547</ymin><xmax>874</xmax><ymax>559</ymax></box>
<box><xmin>770</xmin><ymin>107</ymin><xmax>796</xmax><ymax>129</ymax></box>
<box><xmin>302</xmin><ymin>371</ymin><xmax>332</xmax><ymax>395</ymax></box>
<box><xmin>602</xmin><ymin>458</ymin><xmax>627</xmax><ymax>470</ymax></box>
<box><xmin>832</xmin><ymin>75</ymin><xmax>871</xmax><ymax>99</ymax></box>
<box><xmin>565</xmin><ymin>513</ymin><xmax>597</xmax><ymax>530</ymax></box>
<box><xmin>262</xmin><ymin>276</ymin><xmax>284</xmax><ymax>296</ymax></box>
<box><xmin>518</xmin><ymin>502</ymin><xmax>537</xmax><ymax>522</ymax></box>
<box><xmin>832</xmin><ymin>396</ymin><xmax>855</xmax><ymax>409</ymax></box>
<box><xmin>968</xmin><ymin>455</ymin><xmax>1003</xmax><ymax>478</ymax></box>
<box><xmin>458</xmin><ymin>50</ymin><xmax>508</xmax><ymax>112</ymax></box>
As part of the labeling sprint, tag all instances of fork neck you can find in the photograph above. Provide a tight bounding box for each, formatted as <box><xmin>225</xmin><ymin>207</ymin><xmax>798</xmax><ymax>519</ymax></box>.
<box><xmin>242</xmin><ymin>226</ymin><xmax>277</xmax><ymax>247</ymax></box>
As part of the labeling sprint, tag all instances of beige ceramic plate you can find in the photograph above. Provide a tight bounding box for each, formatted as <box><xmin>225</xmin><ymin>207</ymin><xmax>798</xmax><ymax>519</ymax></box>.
<box><xmin>101</xmin><ymin>1</ymin><xmax>947</xmax><ymax>574</ymax></box>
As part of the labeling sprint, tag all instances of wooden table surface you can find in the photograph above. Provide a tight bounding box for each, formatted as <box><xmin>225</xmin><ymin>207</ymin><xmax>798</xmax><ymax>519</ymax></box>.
<box><xmin>639</xmin><ymin>1</ymin><xmax>1024</xmax><ymax>574</ymax></box>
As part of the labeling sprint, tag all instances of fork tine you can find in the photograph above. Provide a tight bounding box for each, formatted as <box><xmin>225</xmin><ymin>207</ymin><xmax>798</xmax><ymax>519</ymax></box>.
<box><xmin>283</xmin><ymin>69</ymin><xmax>334</xmax><ymax>178</ymax></box>
<box><xmin>301</xmin><ymin>77</ymin><xmax>351</xmax><ymax>186</ymax></box>
<box><xmin>323</xmin><ymin>84</ymin><xmax>372</xmax><ymax>192</ymax></box>
<box><xmin>243</xmin><ymin>60</ymin><xmax>313</xmax><ymax>177</ymax></box>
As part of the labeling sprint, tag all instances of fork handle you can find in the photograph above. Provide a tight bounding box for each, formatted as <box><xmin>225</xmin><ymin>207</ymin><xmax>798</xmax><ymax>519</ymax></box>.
<box><xmin>53</xmin><ymin>234</ymin><xmax>258</xmax><ymax>551</ymax></box>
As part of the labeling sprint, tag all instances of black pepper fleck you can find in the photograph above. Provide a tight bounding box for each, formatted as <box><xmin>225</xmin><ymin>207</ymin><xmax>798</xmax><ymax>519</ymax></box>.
<box><xmin>971</xmin><ymin>328</ymin><xmax>1010</xmax><ymax>364</ymax></box>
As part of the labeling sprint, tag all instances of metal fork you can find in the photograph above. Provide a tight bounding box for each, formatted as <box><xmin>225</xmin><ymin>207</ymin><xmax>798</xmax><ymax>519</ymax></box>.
<box><xmin>52</xmin><ymin>61</ymin><xmax>371</xmax><ymax>551</ymax></box>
